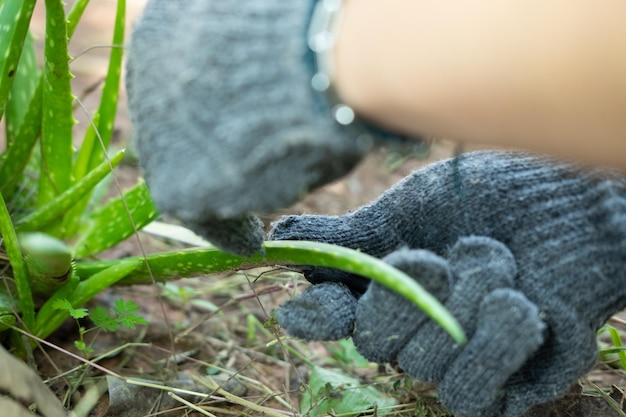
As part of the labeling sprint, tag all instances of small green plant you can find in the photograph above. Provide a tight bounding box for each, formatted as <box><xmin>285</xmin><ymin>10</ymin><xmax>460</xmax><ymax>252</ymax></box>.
<box><xmin>301</xmin><ymin>365</ymin><xmax>398</xmax><ymax>416</ymax></box>
<box><xmin>598</xmin><ymin>324</ymin><xmax>626</xmax><ymax>370</ymax></box>
<box><xmin>89</xmin><ymin>299</ymin><xmax>148</xmax><ymax>332</ymax></box>
<box><xmin>52</xmin><ymin>297</ymin><xmax>147</xmax><ymax>355</ymax></box>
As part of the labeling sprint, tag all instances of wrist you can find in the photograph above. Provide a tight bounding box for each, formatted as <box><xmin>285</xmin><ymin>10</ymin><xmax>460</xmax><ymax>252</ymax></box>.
<box><xmin>308</xmin><ymin>0</ymin><xmax>416</xmax><ymax>146</ymax></box>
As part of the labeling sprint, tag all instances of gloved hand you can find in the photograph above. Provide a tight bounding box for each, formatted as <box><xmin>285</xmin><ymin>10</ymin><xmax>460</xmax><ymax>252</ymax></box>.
<box><xmin>125</xmin><ymin>0</ymin><xmax>378</xmax><ymax>256</ymax></box>
<box><xmin>269</xmin><ymin>150</ymin><xmax>626</xmax><ymax>417</ymax></box>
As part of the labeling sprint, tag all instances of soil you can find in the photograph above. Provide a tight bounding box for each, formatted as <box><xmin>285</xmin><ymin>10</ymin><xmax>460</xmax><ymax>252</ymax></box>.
<box><xmin>5</xmin><ymin>2</ymin><xmax>626</xmax><ymax>416</ymax></box>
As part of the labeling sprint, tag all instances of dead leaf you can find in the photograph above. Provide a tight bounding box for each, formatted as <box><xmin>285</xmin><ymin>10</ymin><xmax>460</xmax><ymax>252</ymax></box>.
<box><xmin>0</xmin><ymin>345</ymin><xmax>66</xmax><ymax>417</ymax></box>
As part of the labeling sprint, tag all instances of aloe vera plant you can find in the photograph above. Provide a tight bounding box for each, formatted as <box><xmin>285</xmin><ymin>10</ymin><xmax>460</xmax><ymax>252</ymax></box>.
<box><xmin>0</xmin><ymin>0</ymin><xmax>465</xmax><ymax>352</ymax></box>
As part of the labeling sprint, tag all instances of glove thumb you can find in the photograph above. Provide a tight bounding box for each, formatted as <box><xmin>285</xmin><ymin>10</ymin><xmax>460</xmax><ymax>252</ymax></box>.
<box><xmin>276</xmin><ymin>282</ymin><xmax>357</xmax><ymax>341</ymax></box>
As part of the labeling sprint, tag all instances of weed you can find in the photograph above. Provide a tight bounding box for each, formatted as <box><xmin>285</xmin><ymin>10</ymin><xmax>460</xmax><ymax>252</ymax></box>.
<box><xmin>53</xmin><ymin>297</ymin><xmax>147</xmax><ymax>355</ymax></box>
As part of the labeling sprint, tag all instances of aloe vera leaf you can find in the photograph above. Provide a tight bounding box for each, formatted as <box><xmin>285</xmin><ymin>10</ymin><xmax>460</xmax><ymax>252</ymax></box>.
<box><xmin>35</xmin><ymin>259</ymin><xmax>140</xmax><ymax>339</ymax></box>
<box><xmin>0</xmin><ymin>315</ymin><xmax>17</xmax><ymax>332</ymax></box>
<box><xmin>0</xmin><ymin>289</ymin><xmax>19</xmax><ymax>333</ymax></box>
<box><xmin>76</xmin><ymin>241</ymin><xmax>466</xmax><ymax>344</ymax></box>
<box><xmin>0</xmin><ymin>77</ymin><xmax>43</xmax><ymax>199</ymax></box>
<box><xmin>66</xmin><ymin>0</ymin><xmax>126</xmax><ymax>237</ymax></box>
<box><xmin>0</xmin><ymin>0</ymin><xmax>37</xmax><ymax>120</ymax></box>
<box><xmin>72</xmin><ymin>181</ymin><xmax>159</xmax><ymax>259</ymax></box>
<box><xmin>0</xmin><ymin>29</ymin><xmax>43</xmax><ymax>200</ymax></box>
<box><xmin>66</xmin><ymin>0</ymin><xmax>90</xmax><ymax>39</ymax></box>
<box><xmin>4</xmin><ymin>31</ymin><xmax>40</xmax><ymax>145</ymax></box>
<box><xmin>15</xmin><ymin>149</ymin><xmax>125</xmax><ymax>232</ymax></box>
<box><xmin>73</xmin><ymin>0</ymin><xmax>125</xmax><ymax>178</ymax></box>
<box><xmin>0</xmin><ymin>192</ymin><xmax>35</xmax><ymax>330</ymax></box>
<box><xmin>32</xmin><ymin>274</ymin><xmax>79</xmax><ymax>337</ymax></box>
<box><xmin>37</xmin><ymin>0</ymin><xmax>74</xmax><ymax>207</ymax></box>
<box><xmin>18</xmin><ymin>232</ymin><xmax>73</xmax><ymax>296</ymax></box>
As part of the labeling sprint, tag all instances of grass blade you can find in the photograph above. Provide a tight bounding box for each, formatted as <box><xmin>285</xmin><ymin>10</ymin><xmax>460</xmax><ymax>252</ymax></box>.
<box><xmin>0</xmin><ymin>192</ymin><xmax>35</xmax><ymax>330</ymax></box>
<box><xmin>15</xmin><ymin>149</ymin><xmax>126</xmax><ymax>232</ymax></box>
<box><xmin>0</xmin><ymin>0</ymin><xmax>37</xmax><ymax>119</ymax></box>
<box><xmin>76</xmin><ymin>241</ymin><xmax>466</xmax><ymax>344</ymax></box>
<box><xmin>608</xmin><ymin>325</ymin><xmax>626</xmax><ymax>370</ymax></box>
<box><xmin>38</xmin><ymin>0</ymin><xmax>74</xmax><ymax>207</ymax></box>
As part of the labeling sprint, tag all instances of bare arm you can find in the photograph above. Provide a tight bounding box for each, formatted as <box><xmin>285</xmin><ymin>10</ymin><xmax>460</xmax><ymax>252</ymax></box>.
<box><xmin>335</xmin><ymin>0</ymin><xmax>626</xmax><ymax>169</ymax></box>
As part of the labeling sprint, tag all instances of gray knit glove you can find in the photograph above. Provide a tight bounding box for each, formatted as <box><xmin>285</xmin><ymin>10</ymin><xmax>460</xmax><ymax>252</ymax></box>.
<box><xmin>126</xmin><ymin>0</ymin><xmax>374</xmax><ymax>256</ymax></box>
<box><xmin>269</xmin><ymin>150</ymin><xmax>626</xmax><ymax>417</ymax></box>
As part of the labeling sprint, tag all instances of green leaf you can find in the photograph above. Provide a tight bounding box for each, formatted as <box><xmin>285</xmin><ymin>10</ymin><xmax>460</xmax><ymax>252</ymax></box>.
<box><xmin>34</xmin><ymin>259</ymin><xmax>140</xmax><ymax>338</ymax></box>
<box><xmin>606</xmin><ymin>324</ymin><xmax>626</xmax><ymax>371</ymax></box>
<box><xmin>16</xmin><ymin>149</ymin><xmax>125</xmax><ymax>232</ymax></box>
<box><xmin>66</xmin><ymin>0</ymin><xmax>90</xmax><ymax>39</ymax></box>
<box><xmin>38</xmin><ymin>0</ymin><xmax>74</xmax><ymax>207</ymax></box>
<box><xmin>69</xmin><ymin>259</ymin><xmax>141</xmax><ymax>311</ymax></box>
<box><xmin>73</xmin><ymin>0</ymin><xmax>125</xmax><ymax>179</ymax></box>
<box><xmin>66</xmin><ymin>0</ymin><xmax>126</xmax><ymax>236</ymax></box>
<box><xmin>69</xmin><ymin>308</ymin><xmax>89</xmax><ymax>319</ymax></box>
<box><xmin>0</xmin><ymin>192</ymin><xmax>35</xmax><ymax>329</ymax></box>
<box><xmin>51</xmin><ymin>298</ymin><xmax>88</xmax><ymax>319</ymax></box>
<box><xmin>33</xmin><ymin>274</ymin><xmax>79</xmax><ymax>336</ymax></box>
<box><xmin>75</xmin><ymin>241</ymin><xmax>466</xmax><ymax>344</ymax></box>
<box><xmin>0</xmin><ymin>314</ymin><xmax>17</xmax><ymax>332</ymax></box>
<box><xmin>113</xmin><ymin>298</ymin><xmax>137</xmax><ymax>315</ymax></box>
<box><xmin>74</xmin><ymin>339</ymin><xmax>93</xmax><ymax>355</ymax></box>
<box><xmin>90</xmin><ymin>299</ymin><xmax>147</xmax><ymax>332</ymax></box>
<box><xmin>0</xmin><ymin>0</ymin><xmax>37</xmax><ymax>120</ymax></box>
<box><xmin>327</xmin><ymin>339</ymin><xmax>371</xmax><ymax>368</ymax></box>
<box><xmin>112</xmin><ymin>298</ymin><xmax>148</xmax><ymax>329</ymax></box>
<box><xmin>72</xmin><ymin>181</ymin><xmax>158</xmax><ymax>258</ymax></box>
<box><xmin>301</xmin><ymin>366</ymin><xmax>397</xmax><ymax>416</ymax></box>
<box><xmin>5</xmin><ymin>31</ymin><xmax>40</xmax><ymax>144</ymax></box>
<box><xmin>90</xmin><ymin>306</ymin><xmax>118</xmax><ymax>331</ymax></box>
<box><xmin>0</xmin><ymin>289</ymin><xmax>19</xmax><ymax>333</ymax></box>
<box><xmin>0</xmin><ymin>78</ymin><xmax>42</xmax><ymax>199</ymax></box>
<box><xmin>51</xmin><ymin>298</ymin><xmax>72</xmax><ymax>311</ymax></box>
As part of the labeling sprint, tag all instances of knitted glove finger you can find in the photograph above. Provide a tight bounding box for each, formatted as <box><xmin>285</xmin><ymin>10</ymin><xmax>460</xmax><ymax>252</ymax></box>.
<box><xmin>498</xmin><ymin>302</ymin><xmax>599</xmax><ymax>417</ymax></box>
<box><xmin>276</xmin><ymin>282</ymin><xmax>357</xmax><ymax>341</ymax></box>
<box><xmin>497</xmin><ymin>181</ymin><xmax>626</xmax><ymax>417</ymax></box>
<box><xmin>438</xmin><ymin>288</ymin><xmax>545</xmax><ymax>417</ymax></box>
<box><xmin>352</xmin><ymin>248</ymin><xmax>453</xmax><ymax>363</ymax></box>
<box><xmin>187</xmin><ymin>215</ymin><xmax>265</xmax><ymax>257</ymax></box>
<box><xmin>127</xmin><ymin>0</ymin><xmax>371</xmax><ymax>255</ymax></box>
<box><xmin>398</xmin><ymin>236</ymin><xmax>518</xmax><ymax>382</ymax></box>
